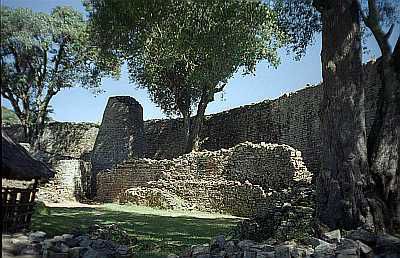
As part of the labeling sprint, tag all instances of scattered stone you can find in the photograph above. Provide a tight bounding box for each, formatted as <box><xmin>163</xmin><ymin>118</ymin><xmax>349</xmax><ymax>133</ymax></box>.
<box><xmin>68</xmin><ymin>246</ymin><xmax>88</xmax><ymax>257</ymax></box>
<box><xmin>79</xmin><ymin>238</ymin><xmax>92</xmax><ymax>247</ymax></box>
<box><xmin>314</xmin><ymin>242</ymin><xmax>336</xmax><ymax>258</ymax></box>
<box><xmin>322</xmin><ymin>229</ymin><xmax>341</xmax><ymax>243</ymax></box>
<box><xmin>82</xmin><ymin>247</ymin><xmax>108</xmax><ymax>258</ymax></box>
<box><xmin>192</xmin><ymin>244</ymin><xmax>210</xmax><ymax>256</ymax></box>
<box><xmin>47</xmin><ymin>250</ymin><xmax>69</xmax><ymax>258</ymax></box>
<box><xmin>275</xmin><ymin>244</ymin><xmax>293</xmax><ymax>258</ymax></box>
<box><xmin>210</xmin><ymin>235</ymin><xmax>225</xmax><ymax>253</ymax></box>
<box><xmin>2</xmin><ymin>228</ymin><xmax>134</xmax><ymax>258</ymax></box>
<box><xmin>116</xmin><ymin>245</ymin><xmax>129</xmax><ymax>255</ymax></box>
<box><xmin>375</xmin><ymin>234</ymin><xmax>400</xmax><ymax>255</ymax></box>
<box><xmin>29</xmin><ymin>231</ymin><xmax>47</xmax><ymax>243</ymax></box>
<box><xmin>346</xmin><ymin>228</ymin><xmax>376</xmax><ymax>245</ymax></box>
<box><xmin>238</xmin><ymin>240</ymin><xmax>256</xmax><ymax>250</ymax></box>
<box><xmin>356</xmin><ymin>240</ymin><xmax>372</xmax><ymax>255</ymax></box>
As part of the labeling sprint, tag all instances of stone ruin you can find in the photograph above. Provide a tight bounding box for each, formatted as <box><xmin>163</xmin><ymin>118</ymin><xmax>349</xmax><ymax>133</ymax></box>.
<box><xmin>96</xmin><ymin>142</ymin><xmax>312</xmax><ymax>214</ymax></box>
<box><xmin>90</xmin><ymin>96</ymin><xmax>144</xmax><ymax>197</ymax></box>
<box><xmin>2</xmin><ymin>61</ymin><xmax>381</xmax><ymax>216</ymax></box>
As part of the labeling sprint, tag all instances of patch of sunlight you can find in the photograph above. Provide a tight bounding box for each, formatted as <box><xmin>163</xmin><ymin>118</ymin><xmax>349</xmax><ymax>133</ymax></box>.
<box><xmin>102</xmin><ymin>203</ymin><xmax>244</xmax><ymax>219</ymax></box>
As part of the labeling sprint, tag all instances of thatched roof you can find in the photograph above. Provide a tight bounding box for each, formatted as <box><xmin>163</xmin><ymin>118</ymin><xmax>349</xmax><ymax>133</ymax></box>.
<box><xmin>1</xmin><ymin>131</ymin><xmax>54</xmax><ymax>180</ymax></box>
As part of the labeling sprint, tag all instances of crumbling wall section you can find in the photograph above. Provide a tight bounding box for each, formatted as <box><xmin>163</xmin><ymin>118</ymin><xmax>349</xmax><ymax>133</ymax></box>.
<box><xmin>37</xmin><ymin>159</ymin><xmax>91</xmax><ymax>202</ymax></box>
<box><xmin>96</xmin><ymin>142</ymin><xmax>312</xmax><ymax>217</ymax></box>
<box><xmin>142</xmin><ymin>61</ymin><xmax>381</xmax><ymax>175</ymax></box>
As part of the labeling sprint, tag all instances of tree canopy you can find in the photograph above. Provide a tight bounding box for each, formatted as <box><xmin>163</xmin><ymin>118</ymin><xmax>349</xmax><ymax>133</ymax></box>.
<box><xmin>0</xmin><ymin>6</ymin><xmax>118</xmax><ymax>143</ymax></box>
<box><xmin>87</xmin><ymin>0</ymin><xmax>305</xmax><ymax>151</ymax></box>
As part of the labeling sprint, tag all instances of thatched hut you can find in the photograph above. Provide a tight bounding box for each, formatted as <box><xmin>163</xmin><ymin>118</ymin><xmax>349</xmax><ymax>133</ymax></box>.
<box><xmin>1</xmin><ymin>131</ymin><xmax>54</xmax><ymax>233</ymax></box>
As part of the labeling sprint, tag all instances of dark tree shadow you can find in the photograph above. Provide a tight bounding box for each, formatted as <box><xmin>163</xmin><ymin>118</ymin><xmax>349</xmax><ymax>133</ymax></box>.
<box><xmin>31</xmin><ymin>206</ymin><xmax>241</xmax><ymax>258</ymax></box>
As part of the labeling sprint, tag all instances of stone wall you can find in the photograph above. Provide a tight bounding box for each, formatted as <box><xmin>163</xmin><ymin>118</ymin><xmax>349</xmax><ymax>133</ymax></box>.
<box><xmin>90</xmin><ymin>96</ymin><xmax>145</xmax><ymax>197</ymax></box>
<box><xmin>143</xmin><ymin>61</ymin><xmax>381</xmax><ymax>175</ymax></box>
<box><xmin>96</xmin><ymin>142</ymin><xmax>313</xmax><ymax>217</ymax></box>
<box><xmin>37</xmin><ymin>159</ymin><xmax>91</xmax><ymax>202</ymax></box>
<box><xmin>142</xmin><ymin>86</ymin><xmax>322</xmax><ymax>173</ymax></box>
<box><xmin>38</xmin><ymin>122</ymin><xmax>99</xmax><ymax>161</ymax></box>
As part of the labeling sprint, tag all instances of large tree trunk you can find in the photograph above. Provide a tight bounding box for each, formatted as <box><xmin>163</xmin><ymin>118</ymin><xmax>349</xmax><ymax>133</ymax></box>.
<box><xmin>367</xmin><ymin>59</ymin><xmax>400</xmax><ymax>233</ymax></box>
<box><xmin>316</xmin><ymin>0</ymin><xmax>374</xmax><ymax>230</ymax></box>
<box><xmin>361</xmin><ymin>2</ymin><xmax>400</xmax><ymax>232</ymax></box>
<box><xmin>185</xmin><ymin>88</ymin><xmax>209</xmax><ymax>153</ymax></box>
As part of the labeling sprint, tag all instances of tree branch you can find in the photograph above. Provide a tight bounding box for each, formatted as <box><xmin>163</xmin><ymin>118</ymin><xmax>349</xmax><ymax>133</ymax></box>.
<box><xmin>385</xmin><ymin>24</ymin><xmax>394</xmax><ymax>40</ymax></box>
<box><xmin>361</xmin><ymin>0</ymin><xmax>393</xmax><ymax>62</ymax></box>
<box><xmin>36</xmin><ymin>48</ymin><xmax>48</xmax><ymax>99</ymax></box>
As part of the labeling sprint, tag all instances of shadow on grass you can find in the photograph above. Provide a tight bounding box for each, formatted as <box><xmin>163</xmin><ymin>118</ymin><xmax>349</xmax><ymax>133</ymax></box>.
<box><xmin>31</xmin><ymin>205</ymin><xmax>241</xmax><ymax>258</ymax></box>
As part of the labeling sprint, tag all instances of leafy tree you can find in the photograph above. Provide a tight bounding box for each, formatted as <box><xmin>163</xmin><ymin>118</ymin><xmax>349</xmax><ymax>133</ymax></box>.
<box><xmin>0</xmin><ymin>6</ymin><xmax>119</xmax><ymax>145</ymax></box>
<box><xmin>87</xmin><ymin>0</ymin><xmax>289</xmax><ymax>152</ymax></box>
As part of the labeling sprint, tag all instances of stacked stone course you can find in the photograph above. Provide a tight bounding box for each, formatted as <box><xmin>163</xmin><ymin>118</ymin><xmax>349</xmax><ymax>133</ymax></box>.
<box><xmin>37</xmin><ymin>159</ymin><xmax>91</xmax><ymax>202</ymax></box>
<box><xmin>3</xmin><ymin>61</ymin><xmax>381</xmax><ymax>204</ymax></box>
<box><xmin>143</xmin><ymin>61</ymin><xmax>380</xmax><ymax>175</ymax></box>
<box><xmin>38</xmin><ymin>122</ymin><xmax>99</xmax><ymax>161</ymax></box>
<box><xmin>97</xmin><ymin>142</ymin><xmax>313</xmax><ymax>218</ymax></box>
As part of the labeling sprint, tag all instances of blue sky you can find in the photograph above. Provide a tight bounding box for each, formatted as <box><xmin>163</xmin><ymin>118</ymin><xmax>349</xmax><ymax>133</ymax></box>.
<box><xmin>1</xmin><ymin>0</ymin><xmax>397</xmax><ymax>122</ymax></box>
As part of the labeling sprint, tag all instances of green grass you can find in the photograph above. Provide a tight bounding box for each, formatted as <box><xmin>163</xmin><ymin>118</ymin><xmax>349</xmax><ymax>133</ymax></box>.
<box><xmin>31</xmin><ymin>204</ymin><xmax>242</xmax><ymax>258</ymax></box>
<box><xmin>1</xmin><ymin>106</ymin><xmax>20</xmax><ymax>125</ymax></box>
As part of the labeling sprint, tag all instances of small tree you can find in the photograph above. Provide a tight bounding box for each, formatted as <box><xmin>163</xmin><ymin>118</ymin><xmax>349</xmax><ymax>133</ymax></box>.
<box><xmin>0</xmin><ymin>6</ymin><xmax>119</xmax><ymax>145</ymax></box>
<box><xmin>87</xmin><ymin>0</ymin><xmax>288</xmax><ymax>152</ymax></box>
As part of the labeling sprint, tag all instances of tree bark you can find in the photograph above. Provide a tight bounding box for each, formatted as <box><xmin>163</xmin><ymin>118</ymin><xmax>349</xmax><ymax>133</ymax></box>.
<box><xmin>367</xmin><ymin>58</ymin><xmax>400</xmax><ymax>233</ymax></box>
<box><xmin>182</xmin><ymin>110</ymin><xmax>191</xmax><ymax>151</ymax></box>
<box><xmin>316</xmin><ymin>0</ymin><xmax>373</xmax><ymax>230</ymax></box>
<box><xmin>185</xmin><ymin>87</ymin><xmax>209</xmax><ymax>153</ymax></box>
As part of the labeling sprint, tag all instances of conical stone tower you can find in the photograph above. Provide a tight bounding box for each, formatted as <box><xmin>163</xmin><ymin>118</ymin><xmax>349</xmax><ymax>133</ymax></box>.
<box><xmin>89</xmin><ymin>96</ymin><xmax>144</xmax><ymax>197</ymax></box>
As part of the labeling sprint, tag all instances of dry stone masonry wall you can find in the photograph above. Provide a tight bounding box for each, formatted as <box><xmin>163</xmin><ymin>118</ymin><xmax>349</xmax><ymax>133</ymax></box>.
<box><xmin>38</xmin><ymin>122</ymin><xmax>99</xmax><ymax>161</ymax></box>
<box><xmin>90</xmin><ymin>96</ymin><xmax>145</xmax><ymax>197</ymax></box>
<box><xmin>3</xmin><ymin>61</ymin><xmax>381</xmax><ymax>203</ymax></box>
<box><xmin>143</xmin><ymin>61</ymin><xmax>380</xmax><ymax>175</ymax></box>
<box><xmin>96</xmin><ymin>142</ymin><xmax>313</xmax><ymax>218</ymax></box>
<box><xmin>37</xmin><ymin>159</ymin><xmax>91</xmax><ymax>202</ymax></box>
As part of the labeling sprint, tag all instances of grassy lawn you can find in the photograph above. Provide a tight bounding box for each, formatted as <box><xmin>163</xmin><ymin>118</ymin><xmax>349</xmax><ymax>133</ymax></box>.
<box><xmin>31</xmin><ymin>204</ymin><xmax>242</xmax><ymax>258</ymax></box>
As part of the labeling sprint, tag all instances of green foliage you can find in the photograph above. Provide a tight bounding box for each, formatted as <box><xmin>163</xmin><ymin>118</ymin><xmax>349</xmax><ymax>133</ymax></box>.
<box><xmin>1</xmin><ymin>106</ymin><xmax>20</xmax><ymax>124</ymax></box>
<box><xmin>34</xmin><ymin>201</ymin><xmax>51</xmax><ymax>216</ymax></box>
<box><xmin>275</xmin><ymin>0</ymin><xmax>399</xmax><ymax>57</ymax></box>
<box><xmin>0</xmin><ymin>6</ymin><xmax>119</xmax><ymax>142</ymax></box>
<box><xmin>273</xmin><ymin>0</ymin><xmax>321</xmax><ymax>60</ymax></box>
<box><xmin>87</xmin><ymin>0</ymin><xmax>287</xmax><ymax>117</ymax></box>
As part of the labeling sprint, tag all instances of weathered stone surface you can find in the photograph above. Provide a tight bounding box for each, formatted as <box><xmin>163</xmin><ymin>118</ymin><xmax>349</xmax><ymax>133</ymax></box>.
<box><xmin>314</xmin><ymin>242</ymin><xmax>336</xmax><ymax>258</ymax></box>
<box><xmin>2</xmin><ymin>229</ymin><xmax>134</xmax><ymax>258</ymax></box>
<box><xmin>37</xmin><ymin>159</ymin><xmax>91</xmax><ymax>202</ymax></box>
<box><xmin>322</xmin><ymin>229</ymin><xmax>341</xmax><ymax>243</ymax></box>
<box><xmin>38</xmin><ymin>122</ymin><xmax>99</xmax><ymax>161</ymax></box>
<box><xmin>210</xmin><ymin>235</ymin><xmax>225</xmax><ymax>253</ymax></box>
<box><xmin>183</xmin><ymin>234</ymin><xmax>378</xmax><ymax>258</ymax></box>
<box><xmin>375</xmin><ymin>234</ymin><xmax>400</xmax><ymax>255</ymax></box>
<box><xmin>97</xmin><ymin>142</ymin><xmax>313</xmax><ymax>220</ymax></box>
<box><xmin>346</xmin><ymin>228</ymin><xmax>377</xmax><ymax>245</ymax></box>
<box><xmin>28</xmin><ymin>231</ymin><xmax>47</xmax><ymax>243</ymax></box>
<box><xmin>356</xmin><ymin>240</ymin><xmax>372</xmax><ymax>255</ymax></box>
<box><xmin>90</xmin><ymin>96</ymin><xmax>144</xmax><ymax>196</ymax></box>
